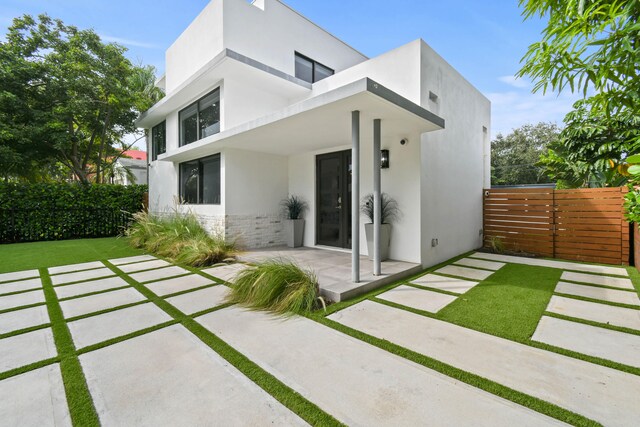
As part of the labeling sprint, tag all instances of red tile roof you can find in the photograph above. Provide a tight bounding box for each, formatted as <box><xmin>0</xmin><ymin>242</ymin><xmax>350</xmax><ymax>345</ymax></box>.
<box><xmin>123</xmin><ymin>150</ymin><xmax>147</xmax><ymax>161</ymax></box>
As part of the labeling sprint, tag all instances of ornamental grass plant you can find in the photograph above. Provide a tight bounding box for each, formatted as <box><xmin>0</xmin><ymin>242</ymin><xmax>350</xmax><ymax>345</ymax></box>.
<box><xmin>226</xmin><ymin>259</ymin><xmax>321</xmax><ymax>315</ymax></box>
<box><xmin>125</xmin><ymin>210</ymin><xmax>235</xmax><ymax>267</ymax></box>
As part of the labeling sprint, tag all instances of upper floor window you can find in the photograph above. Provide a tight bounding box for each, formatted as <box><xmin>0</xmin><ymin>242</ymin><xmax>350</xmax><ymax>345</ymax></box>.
<box><xmin>179</xmin><ymin>154</ymin><xmax>221</xmax><ymax>205</ymax></box>
<box><xmin>151</xmin><ymin>121</ymin><xmax>166</xmax><ymax>161</ymax></box>
<box><xmin>294</xmin><ymin>52</ymin><xmax>334</xmax><ymax>84</ymax></box>
<box><xmin>179</xmin><ymin>88</ymin><xmax>220</xmax><ymax>146</ymax></box>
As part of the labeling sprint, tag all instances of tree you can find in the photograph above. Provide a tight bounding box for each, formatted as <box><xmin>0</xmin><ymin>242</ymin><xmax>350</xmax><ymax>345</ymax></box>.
<box><xmin>539</xmin><ymin>97</ymin><xmax>640</xmax><ymax>187</ymax></box>
<box><xmin>518</xmin><ymin>0</ymin><xmax>640</xmax><ymax>120</ymax></box>
<box><xmin>0</xmin><ymin>15</ymin><xmax>164</xmax><ymax>183</ymax></box>
<box><xmin>491</xmin><ymin>122</ymin><xmax>560</xmax><ymax>186</ymax></box>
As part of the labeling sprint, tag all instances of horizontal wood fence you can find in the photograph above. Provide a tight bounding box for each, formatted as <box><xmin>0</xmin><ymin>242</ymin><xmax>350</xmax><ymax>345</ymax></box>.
<box><xmin>483</xmin><ymin>187</ymin><xmax>630</xmax><ymax>265</ymax></box>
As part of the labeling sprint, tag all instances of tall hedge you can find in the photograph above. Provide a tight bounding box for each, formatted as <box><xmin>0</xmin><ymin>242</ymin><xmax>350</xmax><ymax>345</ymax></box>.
<box><xmin>0</xmin><ymin>183</ymin><xmax>148</xmax><ymax>243</ymax></box>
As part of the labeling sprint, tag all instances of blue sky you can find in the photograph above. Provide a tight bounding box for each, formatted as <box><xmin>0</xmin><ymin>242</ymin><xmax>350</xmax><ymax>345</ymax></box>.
<box><xmin>0</xmin><ymin>0</ymin><xmax>581</xmax><ymax>137</ymax></box>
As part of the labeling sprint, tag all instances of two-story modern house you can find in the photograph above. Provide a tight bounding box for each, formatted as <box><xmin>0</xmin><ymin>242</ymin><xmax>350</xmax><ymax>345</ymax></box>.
<box><xmin>137</xmin><ymin>0</ymin><xmax>490</xmax><ymax>285</ymax></box>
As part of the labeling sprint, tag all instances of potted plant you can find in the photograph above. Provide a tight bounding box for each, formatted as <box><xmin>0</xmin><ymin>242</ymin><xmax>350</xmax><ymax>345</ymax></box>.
<box><xmin>281</xmin><ymin>195</ymin><xmax>308</xmax><ymax>248</ymax></box>
<box><xmin>360</xmin><ymin>193</ymin><xmax>400</xmax><ymax>261</ymax></box>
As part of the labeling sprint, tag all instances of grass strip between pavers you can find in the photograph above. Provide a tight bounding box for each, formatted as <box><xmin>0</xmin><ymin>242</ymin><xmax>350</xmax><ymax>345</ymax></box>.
<box><xmin>552</xmin><ymin>291</ymin><xmax>640</xmax><ymax>311</ymax></box>
<box><xmin>103</xmin><ymin>260</ymin><xmax>344</xmax><ymax>427</ymax></box>
<box><xmin>40</xmin><ymin>268</ymin><xmax>101</xmax><ymax>427</ymax></box>
<box><xmin>310</xmin><ymin>313</ymin><xmax>599</xmax><ymax>427</ymax></box>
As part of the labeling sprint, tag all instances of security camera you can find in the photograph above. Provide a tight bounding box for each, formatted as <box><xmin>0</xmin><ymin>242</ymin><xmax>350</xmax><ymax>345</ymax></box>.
<box><xmin>400</xmin><ymin>138</ymin><xmax>408</xmax><ymax>145</ymax></box>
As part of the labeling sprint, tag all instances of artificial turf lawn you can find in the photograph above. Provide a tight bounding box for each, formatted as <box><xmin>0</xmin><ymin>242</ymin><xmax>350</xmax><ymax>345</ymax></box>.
<box><xmin>437</xmin><ymin>264</ymin><xmax>561</xmax><ymax>341</ymax></box>
<box><xmin>0</xmin><ymin>237</ymin><xmax>143</xmax><ymax>273</ymax></box>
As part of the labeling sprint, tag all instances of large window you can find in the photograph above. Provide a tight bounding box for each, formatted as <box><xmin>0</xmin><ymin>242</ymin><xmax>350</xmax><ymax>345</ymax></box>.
<box><xmin>179</xmin><ymin>88</ymin><xmax>220</xmax><ymax>146</ymax></box>
<box><xmin>151</xmin><ymin>121</ymin><xmax>166</xmax><ymax>161</ymax></box>
<box><xmin>179</xmin><ymin>154</ymin><xmax>221</xmax><ymax>204</ymax></box>
<box><xmin>294</xmin><ymin>53</ymin><xmax>334</xmax><ymax>84</ymax></box>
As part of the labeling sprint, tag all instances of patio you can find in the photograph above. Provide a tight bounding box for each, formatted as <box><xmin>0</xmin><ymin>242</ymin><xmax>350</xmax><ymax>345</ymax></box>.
<box><xmin>238</xmin><ymin>246</ymin><xmax>421</xmax><ymax>302</ymax></box>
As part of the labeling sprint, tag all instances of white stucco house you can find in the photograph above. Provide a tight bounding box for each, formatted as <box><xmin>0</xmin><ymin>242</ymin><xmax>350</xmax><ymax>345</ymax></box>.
<box><xmin>137</xmin><ymin>0</ymin><xmax>490</xmax><ymax>285</ymax></box>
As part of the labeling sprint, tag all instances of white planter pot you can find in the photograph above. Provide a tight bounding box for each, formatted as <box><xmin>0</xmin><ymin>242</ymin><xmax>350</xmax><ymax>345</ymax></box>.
<box><xmin>285</xmin><ymin>219</ymin><xmax>305</xmax><ymax>248</ymax></box>
<box><xmin>364</xmin><ymin>223</ymin><xmax>391</xmax><ymax>261</ymax></box>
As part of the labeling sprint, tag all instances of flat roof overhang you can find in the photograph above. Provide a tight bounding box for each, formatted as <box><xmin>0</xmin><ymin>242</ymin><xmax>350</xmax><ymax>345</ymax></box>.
<box><xmin>159</xmin><ymin>78</ymin><xmax>445</xmax><ymax>162</ymax></box>
<box><xmin>136</xmin><ymin>49</ymin><xmax>312</xmax><ymax>129</ymax></box>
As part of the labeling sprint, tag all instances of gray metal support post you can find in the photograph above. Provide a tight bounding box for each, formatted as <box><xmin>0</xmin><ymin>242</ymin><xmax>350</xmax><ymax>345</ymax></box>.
<box><xmin>351</xmin><ymin>111</ymin><xmax>360</xmax><ymax>283</ymax></box>
<box><xmin>373</xmin><ymin>118</ymin><xmax>382</xmax><ymax>276</ymax></box>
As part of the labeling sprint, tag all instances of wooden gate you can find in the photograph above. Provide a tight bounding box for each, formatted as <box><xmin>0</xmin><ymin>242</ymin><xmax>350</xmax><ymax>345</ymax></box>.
<box><xmin>483</xmin><ymin>187</ymin><xmax>630</xmax><ymax>265</ymax></box>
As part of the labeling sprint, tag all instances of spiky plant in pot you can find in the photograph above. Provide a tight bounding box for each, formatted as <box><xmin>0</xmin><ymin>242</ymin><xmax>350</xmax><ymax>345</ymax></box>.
<box><xmin>359</xmin><ymin>193</ymin><xmax>400</xmax><ymax>261</ymax></box>
<box><xmin>281</xmin><ymin>195</ymin><xmax>308</xmax><ymax>247</ymax></box>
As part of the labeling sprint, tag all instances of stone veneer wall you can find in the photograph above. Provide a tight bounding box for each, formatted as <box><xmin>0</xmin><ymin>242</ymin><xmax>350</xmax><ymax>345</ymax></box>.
<box><xmin>225</xmin><ymin>214</ymin><xmax>285</xmax><ymax>249</ymax></box>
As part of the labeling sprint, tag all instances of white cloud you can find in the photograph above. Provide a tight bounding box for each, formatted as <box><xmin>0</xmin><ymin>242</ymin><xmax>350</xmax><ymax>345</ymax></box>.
<box><xmin>487</xmin><ymin>89</ymin><xmax>582</xmax><ymax>137</ymax></box>
<box><xmin>498</xmin><ymin>75</ymin><xmax>530</xmax><ymax>89</ymax></box>
<box><xmin>99</xmin><ymin>34</ymin><xmax>160</xmax><ymax>49</ymax></box>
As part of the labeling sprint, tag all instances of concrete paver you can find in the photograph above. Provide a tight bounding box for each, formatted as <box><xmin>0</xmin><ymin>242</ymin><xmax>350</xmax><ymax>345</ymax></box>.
<box><xmin>0</xmin><ymin>305</ymin><xmax>50</xmax><ymax>334</ymax></box>
<box><xmin>59</xmin><ymin>288</ymin><xmax>146</xmax><ymax>319</ymax></box>
<box><xmin>0</xmin><ymin>328</ymin><xmax>57</xmax><ymax>373</ymax></box>
<box><xmin>471</xmin><ymin>252</ymin><xmax>629</xmax><ymax>276</ymax></box>
<box><xmin>377</xmin><ymin>285</ymin><xmax>457</xmax><ymax>313</ymax></box>
<box><xmin>48</xmin><ymin>261</ymin><xmax>104</xmax><ymax>275</ymax></box>
<box><xmin>201</xmin><ymin>264</ymin><xmax>249</xmax><ymax>283</ymax></box>
<box><xmin>411</xmin><ymin>274</ymin><xmax>478</xmax><ymax>294</ymax></box>
<box><xmin>546</xmin><ymin>296</ymin><xmax>640</xmax><ymax>331</ymax></box>
<box><xmin>50</xmin><ymin>268</ymin><xmax>115</xmax><ymax>286</ymax></box>
<box><xmin>0</xmin><ymin>277</ymin><xmax>42</xmax><ymax>295</ymax></box>
<box><xmin>0</xmin><ymin>269</ymin><xmax>39</xmax><ymax>283</ymax></box>
<box><xmin>129</xmin><ymin>266</ymin><xmax>189</xmax><ymax>283</ymax></box>
<box><xmin>167</xmin><ymin>285</ymin><xmax>229</xmax><ymax>314</ymax></box>
<box><xmin>67</xmin><ymin>303</ymin><xmax>172</xmax><ymax>349</ymax></box>
<box><xmin>117</xmin><ymin>259</ymin><xmax>171</xmax><ymax>273</ymax></box>
<box><xmin>109</xmin><ymin>255</ymin><xmax>157</xmax><ymax>265</ymax></box>
<box><xmin>79</xmin><ymin>325</ymin><xmax>305</xmax><ymax>426</ymax></box>
<box><xmin>555</xmin><ymin>281</ymin><xmax>639</xmax><ymax>306</ymax></box>
<box><xmin>329</xmin><ymin>300</ymin><xmax>640</xmax><ymax>427</ymax></box>
<box><xmin>54</xmin><ymin>276</ymin><xmax>130</xmax><ymax>300</ymax></box>
<box><xmin>199</xmin><ymin>307</ymin><xmax>563</xmax><ymax>427</ymax></box>
<box><xmin>145</xmin><ymin>274</ymin><xmax>213</xmax><ymax>297</ymax></box>
<box><xmin>454</xmin><ymin>258</ymin><xmax>505</xmax><ymax>271</ymax></box>
<box><xmin>560</xmin><ymin>271</ymin><xmax>633</xmax><ymax>290</ymax></box>
<box><xmin>0</xmin><ymin>364</ymin><xmax>71</xmax><ymax>427</ymax></box>
<box><xmin>435</xmin><ymin>265</ymin><xmax>493</xmax><ymax>281</ymax></box>
<box><xmin>532</xmin><ymin>316</ymin><xmax>640</xmax><ymax>368</ymax></box>
<box><xmin>0</xmin><ymin>289</ymin><xmax>45</xmax><ymax>311</ymax></box>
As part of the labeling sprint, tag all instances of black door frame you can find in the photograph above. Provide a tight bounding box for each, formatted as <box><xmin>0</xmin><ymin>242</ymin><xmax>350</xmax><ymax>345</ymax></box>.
<box><xmin>315</xmin><ymin>150</ymin><xmax>351</xmax><ymax>248</ymax></box>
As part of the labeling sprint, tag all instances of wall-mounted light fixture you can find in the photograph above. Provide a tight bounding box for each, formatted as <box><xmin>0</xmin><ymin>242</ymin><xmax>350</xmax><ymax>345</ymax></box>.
<box><xmin>381</xmin><ymin>149</ymin><xmax>390</xmax><ymax>169</ymax></box>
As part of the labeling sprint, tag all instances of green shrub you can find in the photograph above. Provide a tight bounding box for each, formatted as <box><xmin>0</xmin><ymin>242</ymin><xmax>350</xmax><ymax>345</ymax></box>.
<box><xmin>0</xmin><ymin>182</ymin><xmax>147</xmax><ymax>242</ymax></box>
<box><xmin>126</xmin><ymin>211</ymin><xmax>235</xmax><ymax>267</ymax></box>
<box><xmin>226</xmin><ymin>259</ymin><xmax>320</xmax><ymax>315</ymax></box>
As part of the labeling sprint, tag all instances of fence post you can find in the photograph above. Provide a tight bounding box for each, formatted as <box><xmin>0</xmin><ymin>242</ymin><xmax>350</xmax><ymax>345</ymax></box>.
<box><xmin>552</xmin><ymin>189</ymin><xmax>556</xmax><ymax>259</ymax></box>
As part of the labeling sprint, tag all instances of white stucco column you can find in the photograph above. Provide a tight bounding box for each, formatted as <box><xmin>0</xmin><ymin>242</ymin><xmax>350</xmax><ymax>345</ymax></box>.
<box><xmin>373</xmin><ymin>118</ymin><xmax>382</xmax><ymax>276</ymax></box>
<box><xmin>352</xmin><ymin>111</ymin><xmax>360</xmax><ymax>283</ymax></box>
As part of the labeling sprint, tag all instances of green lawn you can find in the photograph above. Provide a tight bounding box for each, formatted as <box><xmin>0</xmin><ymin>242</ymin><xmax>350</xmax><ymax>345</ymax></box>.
<box><xmin>0</xmin><ymin>237</ymin><xmax>143</xmax><ymax>273</ymax></box>
<box><xmin>437</xmin><ymin>264</ymin><xmax>561</xmax><ymax>342</ymax></box>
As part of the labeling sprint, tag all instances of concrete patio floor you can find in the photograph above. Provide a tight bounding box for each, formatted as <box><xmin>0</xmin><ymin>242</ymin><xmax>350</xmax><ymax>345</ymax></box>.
<box><xmin>238</xmin><ymin>246</ymin><xmax>421</xmax><ymax>302</ymax></box>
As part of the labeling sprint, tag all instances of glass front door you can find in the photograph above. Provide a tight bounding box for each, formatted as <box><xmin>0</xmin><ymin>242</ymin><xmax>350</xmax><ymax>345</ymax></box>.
<box><xmin>316</xmin><ymin>150</ymin><xmax>351</xmax><ymax>248</ymax></box>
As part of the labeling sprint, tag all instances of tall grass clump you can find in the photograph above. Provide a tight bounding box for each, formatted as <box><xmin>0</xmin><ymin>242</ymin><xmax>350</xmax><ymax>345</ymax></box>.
<box><xmin>226</xmin><ymin>259</ymin><xmax>321</xmax><ymax>315</ymax></box>
<box><xmin>125</xmin><ymin>211</ymin><xmax>235</xmax><ymax>267</ymax></box>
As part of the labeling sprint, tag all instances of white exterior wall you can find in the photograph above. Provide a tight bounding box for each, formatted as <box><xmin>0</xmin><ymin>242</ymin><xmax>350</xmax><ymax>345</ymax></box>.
<box><xmin>164</xmin><ymin>0</ymin><xmax>366</xmax><ymax>95</ymax></box>
<box><xmin>418</xmin><ymin>41</ymin><xmax>491</xmax><ymax>267</ymax></box>
<box><xmin>223</xmin><ymin>0</ymin><xmax>366</xmax><ymax>79</ymax></box>
<box><xmin>311</xmin><ymin>40</ymin><xmax>422</xmax><ymax>105</ymax></box>
<box><xmin>165</xmin><ymin>1</ymin><xmax>224</xmax><ymax>93</ymax></box>
<box><xmin>222</xmin><ymin>78</ymin><xmax>292</xmax><ymax>129</ymax></box>
<box><xmin>224</xmin><ymin>148</ymin><xmax>288</xmax><ymax>248</ymax></box>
